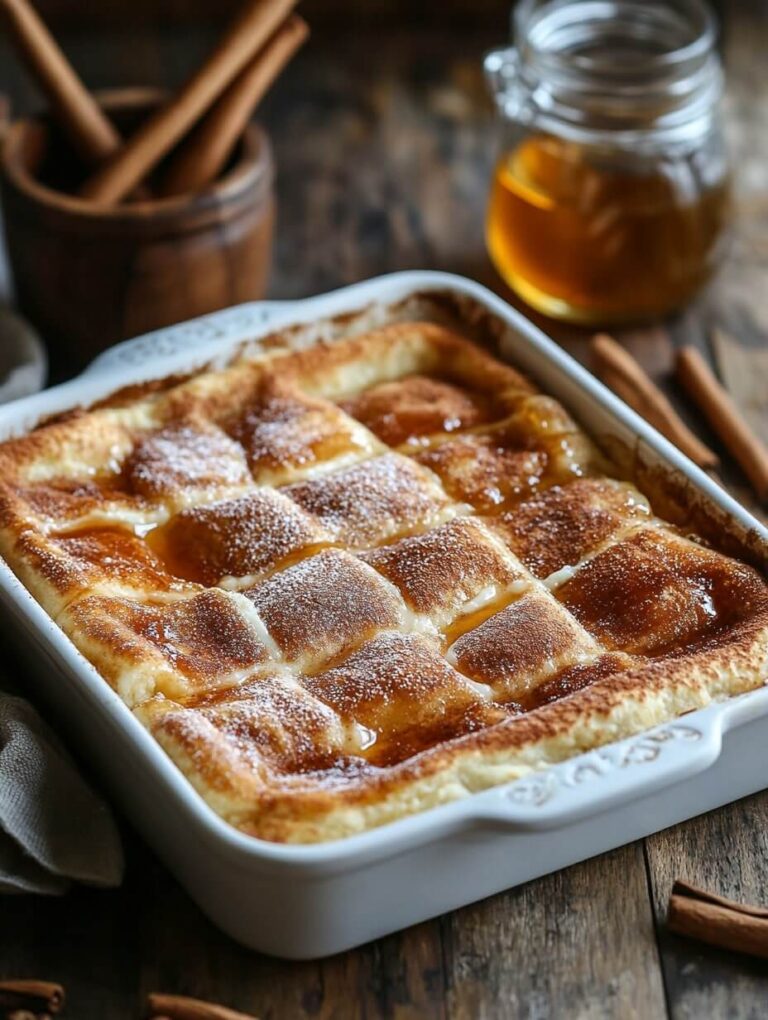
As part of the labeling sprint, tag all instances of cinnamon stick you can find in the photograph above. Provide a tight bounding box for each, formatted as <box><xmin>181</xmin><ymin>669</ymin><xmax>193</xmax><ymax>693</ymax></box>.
<box><xmin>667</xmin><ymin>880</ymin><xmax>768</xmax><ymax>959</ymax></box>
<box><xmin>160</xmin><ymin>14</ymin><xmax>308</xmax><ymax>197</ymax></box>
<box><xmin>146</xmin><ymin>992</ymin><xmax>258</xmax><ymax>1020</ymax></box>
<box><xmin>676</xmin><ymin>344</ymin><xmax>768</xmax><ymax>503</ymax></box>
<box><xmin>0</xmin><ymin>979</ymin><xmax>64</xmax><ymax>1013</ymax></box>
<box><xmin>79</xmin><ymin>0</ymin><xmax>297</xmax><ymax>205</ymax></box>
<box><xmin>590</xmin><ymin>333</ymin><xmax>719</xmax><ymax>470</ymax></box>
<box><xmin>0</xmin><ymin>0</ymin><xmax>121</xmax><ymax>165</ymax></box>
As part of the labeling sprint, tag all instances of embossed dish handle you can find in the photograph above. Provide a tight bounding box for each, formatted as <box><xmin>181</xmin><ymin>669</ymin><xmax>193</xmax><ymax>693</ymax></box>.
<box><xmin>81</xmin><ymin>300</ymin><xmax>297</xmax><ymax>380</ymax></box>
<box><xmin>474</xmin><ymin>690</ymin><xmax>768</xmax><ymax>831</ymax></box>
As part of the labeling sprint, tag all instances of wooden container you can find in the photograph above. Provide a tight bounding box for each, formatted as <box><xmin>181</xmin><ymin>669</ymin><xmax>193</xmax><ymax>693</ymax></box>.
<box><xmin>0</xmin><ymin>89</ymin><xmax>275</xmax><ymax>374</ymax></box>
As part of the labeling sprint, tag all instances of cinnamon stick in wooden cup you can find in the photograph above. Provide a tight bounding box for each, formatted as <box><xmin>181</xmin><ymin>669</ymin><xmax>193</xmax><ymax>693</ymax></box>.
<box><xmin>79</xmin><ymin>0</ymin><xmax>296</xmax><ymax>205</ymax></box>
<box><xmin>0</xmin><ymin>0</ymin><xmax>121</xmax><ymax>165</ymax></box>
<box><xmin>1</xmin><ymin>89</ymin><xmax>275</xmax><ymax>370</ymax></box>
<box><xmin>160</xmin><ymin>14</ymin><xmax>308</xmax><ymax>197</ymax></box>
<box><xmin>590</xmin><ymin>333</ymin><xmax>719</xmax><ymax>470</ymax></box>
<box><xmin>676</xmin><ymin>344</ymin><xmax>768</xmax><ymax>502</ymax></box>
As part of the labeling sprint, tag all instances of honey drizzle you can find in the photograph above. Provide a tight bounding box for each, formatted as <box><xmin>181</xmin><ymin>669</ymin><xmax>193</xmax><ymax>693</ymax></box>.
<box><xmin>442</xmin><ymin>586</ymin><xmax>529</xmax><ymax>647</ymax></box>
<box><xmin>145</xmin><ymin>519</ymin><xmax>336</xmax><ymax>587</ymax></box>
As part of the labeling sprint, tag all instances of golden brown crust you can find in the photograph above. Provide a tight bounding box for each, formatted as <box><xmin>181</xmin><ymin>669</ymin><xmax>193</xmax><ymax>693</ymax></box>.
<box><xmin>0</xmin><ymin>319</ymin><xmax>766</xmax><ymax>844</ymax></box>
<box><xmin>285</xmin><ymin>452</ymin><xmax>457</xmax><ymax>548</ymax></box>
<box><xmin>242</xmin><ymin>549</ymin><xmax>408</xmax><ymax>668</ymax></box>
<box><xmin>361</xmin><ymin>517</ymin><xmax>526</xmax><ymax>627</ymax></box>
<box><xmin>490</xmin><ymin>477</ymin><xmax>654</xmax><ymax>578</ymax></box>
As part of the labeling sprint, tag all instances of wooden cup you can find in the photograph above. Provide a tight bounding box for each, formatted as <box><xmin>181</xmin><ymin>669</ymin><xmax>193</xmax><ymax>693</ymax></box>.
<box><xmin>0</xmin><ymin>88</ymin><xmax>275</xmax><ymax>374</ymax></box>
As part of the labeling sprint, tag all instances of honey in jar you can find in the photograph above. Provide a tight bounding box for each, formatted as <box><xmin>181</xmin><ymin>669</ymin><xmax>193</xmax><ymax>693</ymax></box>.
<box><xmin>485</xmin><ymin>0</ymin><xmax>730</xmax><ymax>324</ymax></box>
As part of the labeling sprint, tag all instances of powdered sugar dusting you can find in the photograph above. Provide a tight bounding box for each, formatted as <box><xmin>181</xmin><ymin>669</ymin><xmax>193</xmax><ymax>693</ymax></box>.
<box><xmin>162</xmin><ymin>489</ymin><xmax>331</xmax><ymax>585</ymax></box>
<box><xmin>125</xmin><ymin>423</ymin><xmax>250</xmax><ymax>498</ymax></box>
<box><xmin>230</xmin><ymin>384</ymin><xmax>375</xmax><ymax>481</ymax></box>
<box><xmin>286</xmin><ymin>452</ymin><xmax>454</xmax><ymax>547</ymax></box>
<box><xmin>363</xmin><ymin>517</ymin><xmax>525</xmax><ymax>621</ymax></box>
<box><xmin>243</xmin><ymin>549</ymin><xmax>405</xmax><ymax>664</ymax></box>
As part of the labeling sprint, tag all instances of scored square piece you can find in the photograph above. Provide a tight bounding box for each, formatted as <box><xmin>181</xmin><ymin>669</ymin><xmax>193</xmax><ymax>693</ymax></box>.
<box><xmin>555</xmin><ymin>528</ymin><xmax>768</xmax><ymax>656</ymax></box>
<box><xmin>124</xmin><ymin>421</ymin><xmax>252</xmax><ymax>506</ymax></box>
<box><xmin>413</xmin><ymin>432</ymin><xmax>550</xmax><ymax>511</ymax></box>
<box><xmin>304</xmin><ymin>632</ymin><xmax>509</xmax><ymax>766</ymax></box>
<box><xmin>362</xmin><ymin>516</ymin><xmax>528</xmax><ymax>631</ymax></box>
<box><xmin>59</xmin><ymin>588</ymin><xmax>270</xmax><ymax>705</ymax></box>
<box><xmin>225</xmin><ymin>374</ymin><xmax>381</xmax><ymax>485</ymax></box>
<box><xmin>285</xmin><ymin>452</ymin><xmax>458</xmax><ymax>548</ymax></box>
<box><xmin>447</xmin><ymin>588</ymin><xmax>600</xmax><ymax>702</ymax></box>
<box><xmin>242</xmin><ymin>548</ymin><xmax>410</xmax><ymax>667</ymax></box>
<box><xmin>492</xmin><ymin>477</ymin><xmax>654</xmax><ymax>580</ymax></box>
<box><xmin>139</xmin><ymin>673</ymin><xmax>357</xmax><ymax>791</ymax></box>
<box><xmin>340</xmin><ymin>374</ymin><xmax>501</xmax><ymax>447</ymax></box>
<box><xmin>11</xmin><ymin>524</ymin><xmax>197</xmax><ymax>615</ymax></box>
<box><xmin>152</xmin><ymin>488</ymin><xmax>332</xmax><ymax>586</ymax></box>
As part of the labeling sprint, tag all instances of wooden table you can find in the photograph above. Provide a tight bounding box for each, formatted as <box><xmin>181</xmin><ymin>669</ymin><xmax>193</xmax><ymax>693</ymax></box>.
<box><xmin>1</xmin><ymin>3</ymin><xmax>767</xmax><ymax>1016</ymax></box>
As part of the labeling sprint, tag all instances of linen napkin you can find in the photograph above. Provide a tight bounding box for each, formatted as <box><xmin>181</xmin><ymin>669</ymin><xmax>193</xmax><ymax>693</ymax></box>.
<box><xmin>0</xmin><ymin>687</ymin><xmax>124</xmax><ymax>893</ymax></box>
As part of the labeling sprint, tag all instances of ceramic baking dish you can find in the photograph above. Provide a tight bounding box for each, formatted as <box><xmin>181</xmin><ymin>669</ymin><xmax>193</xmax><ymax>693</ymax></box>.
<box><xmin>1</xmin><ymin>271</ymin><xmax>766</xmax><ymax>959</ymax></box>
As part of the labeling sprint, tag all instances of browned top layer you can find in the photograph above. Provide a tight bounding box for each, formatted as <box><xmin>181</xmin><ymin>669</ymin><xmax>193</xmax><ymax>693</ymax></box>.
<box><xmin>304</xmin><ymin>632</ymin><xmax>509</xmax><ymax>766</ymax></box>
<box><xmin>493</xmin><ymin>477</ymin><xmax>652</xmax><ymax>578</ymax></box>
<box><xmin>556</xmin><ymin>528</ymin><xmax>768</xmax><ymax>656</ymax></box>
<box><xmin>0</xmin><ymin>319</ymin><xmax>765</xmax><ymax>844</ymax></box>
<box><xmin>448</xmin><ymin>590</ymin><xmax>599</xmax><ymax>699</ymax></box>
<box><xmin>286</xmin><ymin>453</ymin><xmax>455</xmax><ymax>547</ymax></box>
<box><xmin>340</xmin><ymin>375</ymin><xmax>495</xmax><ymax>447</ymax></box>
<box><xmin>243</xmin><ymin>549</ymin><xmax>406</xmax><ymax>665</ymax></box>
<box><xmin>63</xmin><ymin>589</ymin><xmax>268</xmax><ymax>701</ymax></box>
<box><xmin>226</xmin><ymin>375</ymin><xmax>376</xmax><ymax>483</ymax></box>
<box><xmin>125</xmin><ymin>422</ymin><xmax>251</xmax><ymax>499</ymax></box>
<box><xmin>362</xmin><ymin>517</ymin><xmax>524</xmax><ymax>622</ymax></box>
<box><xmin>153</xmin><ymin>489</ymin><xmax>331</xmax><ymax>585</ymax></box>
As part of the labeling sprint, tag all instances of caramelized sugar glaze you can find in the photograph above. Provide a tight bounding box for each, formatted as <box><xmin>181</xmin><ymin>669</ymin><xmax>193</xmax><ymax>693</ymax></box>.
<box><xmin>0</xmin><ymin>322</ymin><xmax>766</xmax><ymax>842</ymax></box>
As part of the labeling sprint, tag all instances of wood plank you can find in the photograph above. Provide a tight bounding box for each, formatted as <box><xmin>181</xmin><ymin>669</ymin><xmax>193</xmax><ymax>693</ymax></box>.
<box><xmin>135</xmin><ymin>854</ymin><xmax>448</xmax><ymax>1020</ymax></box>
<box><xmin>645</xmin><ymin>794</ymin><xmax>768</xmax><ymax>1018</ymax></box>
<box><xmin>441</xmin><ymin>845</ymin><xmax>667</xmax><ymax>1020</ymax></box>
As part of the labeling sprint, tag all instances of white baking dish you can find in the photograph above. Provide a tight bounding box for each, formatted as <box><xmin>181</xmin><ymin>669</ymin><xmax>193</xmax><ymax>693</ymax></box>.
<box><xmin>1</xmin><ymin>272</ymin><xmax>766</xmax><ymax>959</ymax></box>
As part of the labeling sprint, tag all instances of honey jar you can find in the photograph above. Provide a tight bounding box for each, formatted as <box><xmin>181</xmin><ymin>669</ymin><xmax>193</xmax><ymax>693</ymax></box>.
<box><xmin>485</xmin><ymin>0</ymin><xmax>730</xmax><ymax>324</ymax></box>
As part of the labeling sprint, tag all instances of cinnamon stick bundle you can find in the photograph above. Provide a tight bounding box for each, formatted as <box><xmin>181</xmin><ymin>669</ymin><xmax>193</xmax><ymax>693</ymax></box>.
<box><xmin>79</xmin><ymin>0</ymin><xmax>296</xmax><ymax>205</ymax></box>
<box><xmin>667</xmin><ymin>880</ymin><xmax>768</xmax><ymax>959</ymax></box>
<box><xmin>160</xmin><ymin>14</ymin><xmax>308</xmax><ymax>197</ymax></box>
<box><xmin>0</xmin><ymin>978</ymin><xmax>64</xmax><ymax>1014</ymax></box>
<box><xmin>590</xmin><ymin>333</ymin><xmax>719</xmax><ymax>470</ymax></box>
<box><xmin>147</xmin><ymin>991</ymin><xmax>258</xmax><ymax>1020</ymax></box>
<box><xmin>676</xmin><ymin>344</ymin><xmax>768</xmax><ymax>503</ymax></box>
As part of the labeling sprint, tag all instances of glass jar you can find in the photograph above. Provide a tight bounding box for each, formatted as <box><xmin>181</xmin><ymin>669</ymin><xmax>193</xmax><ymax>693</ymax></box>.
<box><xmin>485</xmin><ymin>0</ymin><xmax>730</xmax><ymax>324</ymax></box>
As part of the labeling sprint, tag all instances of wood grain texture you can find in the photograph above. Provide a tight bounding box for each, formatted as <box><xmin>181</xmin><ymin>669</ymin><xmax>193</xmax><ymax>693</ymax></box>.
<box><xmin>0</xmin><ymin>2</ymin><xmax>766</xmax><ymax>1017</ymax></box>
<box><xmin>441</xmin><ymin>845</ymin><xmax>666</xmax><ymax>1020</ymax></box>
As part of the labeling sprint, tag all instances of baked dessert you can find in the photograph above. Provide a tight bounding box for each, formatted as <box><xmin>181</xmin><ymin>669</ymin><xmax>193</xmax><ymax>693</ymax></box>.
<box><xmin>0</xmin><ymin>321</ymin><xmax>766</xmax><ymax>843</ymax></box>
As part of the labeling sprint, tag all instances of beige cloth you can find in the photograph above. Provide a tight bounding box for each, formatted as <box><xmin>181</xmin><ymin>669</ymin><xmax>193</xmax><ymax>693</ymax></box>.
<box><xmin>0</xmin><ymin>691</ymin><xmax>123</xmax><ymax>894</ymax></box>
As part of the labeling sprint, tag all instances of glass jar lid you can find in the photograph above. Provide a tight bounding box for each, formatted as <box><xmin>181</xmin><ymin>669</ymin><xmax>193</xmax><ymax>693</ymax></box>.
<box><xmin>486</xmin><ymin>0</ymin><xmax>723</xmax><ymax>149</ymax></box>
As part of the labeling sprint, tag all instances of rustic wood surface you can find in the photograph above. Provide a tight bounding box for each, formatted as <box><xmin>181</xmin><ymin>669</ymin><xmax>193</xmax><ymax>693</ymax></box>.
<box><xmin>0</xmin><ymin>2</ymin><xmax>767</xmax><ymax>1017</ymax></box>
